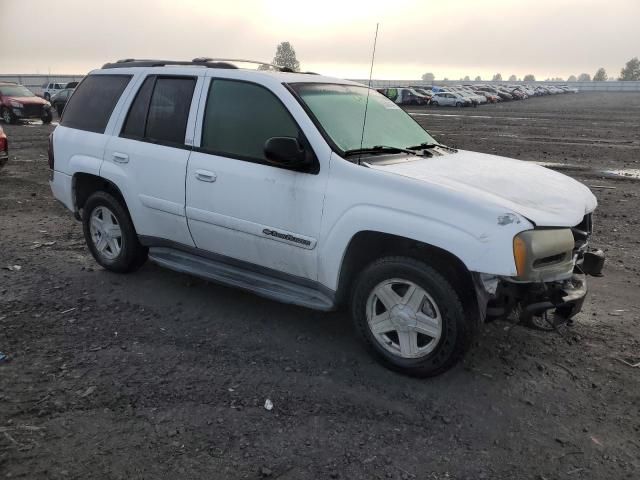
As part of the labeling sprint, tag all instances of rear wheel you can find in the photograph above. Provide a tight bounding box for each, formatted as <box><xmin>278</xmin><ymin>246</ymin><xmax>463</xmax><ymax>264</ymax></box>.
<box><xmin>42</xmin><ymin>110</ymin><xmax>52</xmax><ymax>124</ymax></box>
<box><xmin>351</xmin><ymin>256</ymin><xmax>477</xmax><ymax>377</ymax></box>
<box><xmin>82</xmin><ymin>191</ymin><xmax>147</xmax><ymax>273</ymax></box>
<box><xmin>431</xmin><ymin>101</ymin><xmax>439</xmax><ymax>106</ymax></box>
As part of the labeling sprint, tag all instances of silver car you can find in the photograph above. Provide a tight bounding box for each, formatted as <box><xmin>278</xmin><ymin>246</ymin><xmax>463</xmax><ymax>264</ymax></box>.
<box><xmin>430</xmin><ymin>92</ymin><xmax>469</xmax><ymax>107</ymax></box>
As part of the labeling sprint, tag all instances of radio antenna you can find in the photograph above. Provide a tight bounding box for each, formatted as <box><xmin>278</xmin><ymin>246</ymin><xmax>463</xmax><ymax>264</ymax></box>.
<box><xmin>358</xmin><ymin>23</ymin><xmax>379</xmax><ymax>165</ymax></box>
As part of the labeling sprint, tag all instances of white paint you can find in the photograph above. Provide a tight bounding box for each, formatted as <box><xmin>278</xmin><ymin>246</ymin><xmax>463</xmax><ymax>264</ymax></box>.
<box><xmin>50</xmin><ymin>66</ymin><xmax>599</xmax><ymax>298</ymax></box>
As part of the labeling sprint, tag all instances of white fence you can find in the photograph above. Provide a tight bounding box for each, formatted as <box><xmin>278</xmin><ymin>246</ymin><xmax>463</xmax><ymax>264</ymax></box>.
<box><xmin>350</xmin><ymin>79</ymin><xmax>640</xmax><ymax>92</ymax></box>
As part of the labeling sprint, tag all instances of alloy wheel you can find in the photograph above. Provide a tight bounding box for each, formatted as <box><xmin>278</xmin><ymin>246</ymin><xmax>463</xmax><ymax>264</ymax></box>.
<box><xmin>366</xmin><ymin>278</ymin><xmax>442</xmax><ymax>359</ymax></box>
<box><xmin>89</xmin><ymin>206</ymin><xmax>123</xmax><ymax>260</ymax></box>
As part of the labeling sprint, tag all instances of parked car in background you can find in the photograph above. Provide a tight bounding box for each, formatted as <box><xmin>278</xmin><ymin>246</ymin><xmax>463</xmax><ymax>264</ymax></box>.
<box><xmin>50</xmin><ymin>88</ymin><xmax>75</xmax><ymax>116</ymax></box>
<box><xmin>430</xmin><ymin>91</ymin><xmax>470</xmax><ymax>107</ymax></box>
<box><xmin>379</xmin><ymin>87</ymin><xmax>428</xmax><ymax>105</ymax></box>
<box><xmin>42</xmin><ymin>82</ymin><xmax>66</xmax><ymax>100</ymax></box>
<box><xmin>0</xmin><ymin>125</ymin><xmax>7</xmax><ymax>169</ymax></box>
<box><xmin>410</xmin><ymin>87</ymin><xmax>433</xmax><ymax>102</ymax></box>
<box><xmin>65</xmin><ymin>81</ymin><xmax>80</xmax><ymax>89</ymax></box>
<box><xmin>0</xmin><ymin>82</ymin><xmax>53</xmax><ymax>124</ymax></box>
<box><xmin>472</xmin><ymin>88</ymin><xmax>500</xmax><ymax>103</ymax></box>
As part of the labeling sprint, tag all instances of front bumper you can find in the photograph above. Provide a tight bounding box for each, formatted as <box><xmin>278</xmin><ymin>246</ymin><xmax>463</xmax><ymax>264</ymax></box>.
<box><xmin>11</xmin><ymin>105</ymin><xmax>47</xmax><ymax>119</ymax></box>
<box><xmin>519</xmin><ymin>273</ymin><xmax>587</xmax><ymax>325</ymax></box>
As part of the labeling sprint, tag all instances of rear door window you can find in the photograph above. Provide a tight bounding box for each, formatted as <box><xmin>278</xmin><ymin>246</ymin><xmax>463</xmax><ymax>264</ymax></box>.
<box><xmin>121</xmin><ymin>76</ymin><xmax>195</xmax><ymax>146</ymax></box>
<box><xmin>61</xmin><ymin>75</ymin><xmax>131</xmax><ymax>133</ymax></box>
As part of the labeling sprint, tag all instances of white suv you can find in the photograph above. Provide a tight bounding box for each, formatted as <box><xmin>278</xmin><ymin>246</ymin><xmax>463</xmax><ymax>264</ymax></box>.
<box><xmin>49</xmin><ymin>58</ymin><xmax>603</xmax><ymax>376</ymax></box>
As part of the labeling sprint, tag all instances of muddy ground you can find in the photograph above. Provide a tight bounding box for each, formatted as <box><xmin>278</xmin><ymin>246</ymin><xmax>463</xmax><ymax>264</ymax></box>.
<box><xmin>1</xmin><ymin>92</ymin><xmax>639</xmax><ymax>479</ymax></box>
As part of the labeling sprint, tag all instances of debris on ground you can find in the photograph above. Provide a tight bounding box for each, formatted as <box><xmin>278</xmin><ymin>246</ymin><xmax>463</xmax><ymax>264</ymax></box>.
<box><xmin>264</xmin><ymin>398</ymin><xmax>274</xmax><ymax>411</ymax></box>
<box><xmin>3</xmin><ymin>265</ymin><xmax>21</xmax><ymax>271</ymax></box>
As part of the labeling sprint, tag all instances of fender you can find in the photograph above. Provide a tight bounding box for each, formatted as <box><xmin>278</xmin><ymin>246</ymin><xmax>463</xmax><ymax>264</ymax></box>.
<box><xmin>318</xmin><ymin>204</ymin><xmax>530</xmax><ymax>291</ymax></box>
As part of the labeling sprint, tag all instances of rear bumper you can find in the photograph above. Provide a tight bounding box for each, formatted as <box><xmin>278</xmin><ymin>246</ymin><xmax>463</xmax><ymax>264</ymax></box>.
<box><xmin>49</xmin><ymin>170</ymin><xmax>74</xmax><ymax>212</ymax></box>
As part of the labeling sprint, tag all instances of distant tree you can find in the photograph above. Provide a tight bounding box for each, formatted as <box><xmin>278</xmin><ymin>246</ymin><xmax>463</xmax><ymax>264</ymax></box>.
<box><xmin>492</xmin><ymin>73</ymin><xmax>502</xmax><ymax>81</ymax></box>
<box><xmin>421</xmin><ymin>72</ymin><xmax>435</xmax><ymax>81</ymax></box>
<box><xmin>508</xmin><ymin>74</ymin><xmax>517</xmax><ymax>81</ymax></box>
<box><xmin>463</xmin><ymin>75</ymin><xmax>470</xmax><ymax>81</ymax></box>
<box><xmin>567</xmin><ymin>75</ymin><xmax>577</xmax><ymax>82</ymax></box>
<box><xmin>619</xmin><ymin>57</ymin><xmax>640</xmax><ymax>80</ymax></box>
<box><xmin>593</xmin><ymin>68</ymin><xmax>607</xmax><ymax>81</ymax></box>
<box><xmin>523</xmin><ymin>74</ymin><xmax>536</xmax><ymax>81</ymax></box>
<box><xmin>577</xmin><ymin>73</ymin><xmax>591</xmax><ymax>82</ymax></box>
<box><xmin>443</xmin><ymin>77</ymin><xmax>449</xmax><ymax>81</ymax></box>
<box><xmin>474</xmin><ymin>75</ymin><xmax>481</xmax><ymax>81</ymax></box>
<box><xmin>272</xmin><ymin>41</ymin><xmax>300</xmax><ymax>71</ymax></box>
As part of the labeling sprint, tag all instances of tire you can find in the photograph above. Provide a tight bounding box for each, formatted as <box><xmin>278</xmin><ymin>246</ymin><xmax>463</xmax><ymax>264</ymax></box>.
<box><xmin>44</xmin><ymin>93</ymin><xmax>51</xmax><ymax>101</ymax></box>
<box><xmin>456</xmin><ymin>102</ymin><xmax>462</xmax><ymax>108</ymax></box>
<box><xmin>82</xmin><ymin>191</ymin><xmax>148</xmax><ymax>273</ymax></box>
<box><xmin>56</xmin><ymin>104</ymin><xmax>63</xmax><ymax>117</ymax></box>
<box><xmin>2</xmin><ymin>107</ymin><xmax>15</xmax><ymax>124</ymax></box>
<box><xmin>350</xmin><ymin>256</ymin><xmax>476</xmax><ymax>377</ymax></box>
<box><xmin>431</xmin><ymin>101</ymin><xmax>438</xmax><ymax>106</ymax></box>
<box><xmin>42</xmin><ymin>110</ymin><xmax>52</xmax><ymax>124</ymax></box>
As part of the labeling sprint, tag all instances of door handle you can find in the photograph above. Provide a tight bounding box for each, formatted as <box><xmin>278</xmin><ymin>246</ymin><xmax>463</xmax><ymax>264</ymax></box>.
<box><xmin>113</xmin><ymin>152</ymin><xmax>129</xmax><ymax>163</ymax></box>
<box><xmin>195</xmin><ymin>169</ymin><xmax>217</xmax><ymax>182</ymax></box>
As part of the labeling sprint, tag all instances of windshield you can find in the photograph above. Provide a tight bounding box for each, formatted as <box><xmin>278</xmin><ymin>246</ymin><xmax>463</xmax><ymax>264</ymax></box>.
<box><xmin>0</xmin><ymin>85</ymin><xmax>35</xmax><ymax>97</ymax></box>
<box><xmin>290</xmin><ymin>83</ymin><xmax>436</xmax><ymax>153</ymax></box>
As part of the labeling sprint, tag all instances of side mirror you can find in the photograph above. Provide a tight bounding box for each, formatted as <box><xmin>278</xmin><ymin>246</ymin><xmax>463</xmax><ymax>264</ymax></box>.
<box><xmin>264</xmin><ymin>136</ymin><xmax>309</xmax><ymax>169</ymax></box>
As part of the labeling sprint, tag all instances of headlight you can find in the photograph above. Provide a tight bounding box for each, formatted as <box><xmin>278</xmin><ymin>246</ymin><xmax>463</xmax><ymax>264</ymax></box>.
<box><xmin>512</xmin><ymin>229</ymin><xmax>575</xmax><ymax>280</ymax></box>
<box><xmin>10</xmin><ymin>101</ymin><xmax>23</xmax><ymax>108</ymax></box>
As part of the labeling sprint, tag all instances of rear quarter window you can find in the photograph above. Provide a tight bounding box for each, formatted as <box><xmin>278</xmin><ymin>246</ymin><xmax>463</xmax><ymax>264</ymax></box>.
<box><xmin>61</xmin><ymin>75</ymin><xmax>131</xmax><ymax>134</ymax></box>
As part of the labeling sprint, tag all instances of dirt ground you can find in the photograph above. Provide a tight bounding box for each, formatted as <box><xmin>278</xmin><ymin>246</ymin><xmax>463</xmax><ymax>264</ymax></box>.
<box><xmin>1</xmin><ymin>92</ymin><xmax>639</xmax><ymax>480</ymax></box>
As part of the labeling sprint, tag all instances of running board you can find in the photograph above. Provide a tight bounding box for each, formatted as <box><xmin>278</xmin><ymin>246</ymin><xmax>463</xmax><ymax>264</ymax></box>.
<box><xmin>148</xmin><ymin>247</ymin><xmax>335</xmax><ymax>311</ymax></box>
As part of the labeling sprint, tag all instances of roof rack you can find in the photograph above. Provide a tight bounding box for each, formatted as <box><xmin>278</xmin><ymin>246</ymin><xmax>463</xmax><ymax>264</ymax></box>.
<box><xmin>101</xmin><ymin>58</ymin><xmax>287</xmax><ymax>71</ymax></box>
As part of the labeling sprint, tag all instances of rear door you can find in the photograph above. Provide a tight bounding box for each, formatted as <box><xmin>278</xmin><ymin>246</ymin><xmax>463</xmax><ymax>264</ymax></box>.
<box><xmin>101</xmin><ymin>73</ymin><xmax>203</xmax><ymax>247</ymax></box>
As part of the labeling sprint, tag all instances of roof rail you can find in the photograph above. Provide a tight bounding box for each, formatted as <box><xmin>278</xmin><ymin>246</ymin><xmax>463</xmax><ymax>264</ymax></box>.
<box><xmin>101</xmin><ymin>59</ymin><xmax>239</xmax><ymax>70</ymax></box>
<box><xmin>101</xmin><ymin>58</ymin><xmax>318</xmax><ymax>74</ymax></box>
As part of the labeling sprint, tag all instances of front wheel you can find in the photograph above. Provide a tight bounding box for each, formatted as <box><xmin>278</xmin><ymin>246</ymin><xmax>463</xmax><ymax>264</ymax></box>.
<box><xmin>2</xmin><ymin>108</ymin><xmax>15</xmax><ymax>124</ymax></box>
<box><xmin>82</xmin><ymin>191</ymin><xmax>148</xmax><ymax>273</ymax></box>
<box><xmin>351</xmin><ymin>256</ymin><xmax>476</xmax><ymax>377</ymax></box>
<box><xmin>431</xmin><ymin>101</ymin><xmax>438</xmax><ymax>106</ymax></box>
<box><xmin>456</xmin><ymin>102</ymin><xmax>462</xmax><ymax>107</ymax></box>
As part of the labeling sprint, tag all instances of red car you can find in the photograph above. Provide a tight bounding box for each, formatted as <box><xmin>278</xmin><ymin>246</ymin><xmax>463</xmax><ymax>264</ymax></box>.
<box><xmin>0</xmin><ymin>82</ymin><xmax>53</xmax><ymax>124</ymax></box>
<box><xmin>0</xmin><ymin>125</ymin><xmax>7</xmax><ymax>169</ymax></box>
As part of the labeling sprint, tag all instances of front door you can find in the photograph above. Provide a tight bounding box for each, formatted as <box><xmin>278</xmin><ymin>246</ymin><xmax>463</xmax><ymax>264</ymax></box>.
<box><xmin>185</xmin><ymin>78</ymin><xmax>328</xmax><ymax>281</ymax></box>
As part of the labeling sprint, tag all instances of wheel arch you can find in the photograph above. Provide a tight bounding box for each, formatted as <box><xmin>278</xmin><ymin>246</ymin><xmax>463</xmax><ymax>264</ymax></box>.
<box><xmin>334</xmin><ymin>230</ymin><xmax>479</xmax><ymax>321</ymax></box>
<box><xmin>72</xmin><ymin>172</ymin><xmax>128</xmax><ymax>220</ymax></box>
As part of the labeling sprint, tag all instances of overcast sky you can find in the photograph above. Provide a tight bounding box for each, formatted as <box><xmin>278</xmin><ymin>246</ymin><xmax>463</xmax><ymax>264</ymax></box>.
<box><xmin>2</xmin><ymin>0</ymin><xmax>639</xmax><ymax>80</ymax></box>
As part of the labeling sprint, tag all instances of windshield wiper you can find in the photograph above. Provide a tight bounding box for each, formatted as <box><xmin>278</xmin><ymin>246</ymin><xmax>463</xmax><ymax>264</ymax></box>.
<box><xmin>405</xmin><ymin>142</ymin><xmax>445</xmax><ymax>150</ymax></box>
<box><xmin>343</xmin><ymin>145</ymin><xmax>418</xmax><ymax>157</ymax></box>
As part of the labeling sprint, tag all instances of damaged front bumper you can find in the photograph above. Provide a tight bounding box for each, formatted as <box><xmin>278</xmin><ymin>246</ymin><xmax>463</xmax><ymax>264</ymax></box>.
<box><xmin>475</xmin><ymin>250</ymin><xmax>604</xmax><ymax>327</ymax></box>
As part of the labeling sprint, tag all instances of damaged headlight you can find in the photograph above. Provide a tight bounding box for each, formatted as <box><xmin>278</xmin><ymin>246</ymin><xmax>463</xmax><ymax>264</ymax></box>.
<box><xmin>513</xmin><ymin>229</ymin><xmax>575</xmax><ymax>281</ymax></box>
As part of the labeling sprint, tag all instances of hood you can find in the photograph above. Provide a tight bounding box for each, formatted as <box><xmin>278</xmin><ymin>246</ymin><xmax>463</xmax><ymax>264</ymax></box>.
<box><xmin>370</xmin><ymin>150</ymin><xmax>597</xmax><ymax>227</ymax></box>
<box><xmin>5</xmin><ymin>96</ymin><xmax>47</xmax><ymax>105</ymax></box>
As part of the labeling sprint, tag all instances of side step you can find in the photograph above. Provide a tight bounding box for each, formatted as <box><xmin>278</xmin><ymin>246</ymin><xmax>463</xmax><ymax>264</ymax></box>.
<box><xmin>148</xmin><ymin>247</ymin><xmax>335</xmax><ymax>311</ymax></box>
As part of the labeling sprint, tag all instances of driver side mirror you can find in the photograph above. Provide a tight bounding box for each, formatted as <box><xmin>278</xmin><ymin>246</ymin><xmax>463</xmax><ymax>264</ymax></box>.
<box><xmin>264</xmin><ymin>136</ymin><xmax>310</xmax><ymax>170</ymax></box>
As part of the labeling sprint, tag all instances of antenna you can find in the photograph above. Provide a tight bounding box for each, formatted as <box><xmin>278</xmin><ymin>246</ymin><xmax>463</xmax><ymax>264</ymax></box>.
<box><xmin>358</xmin><ymin>23</ymin><xmax>379</xmax><ymax>165</ymax></box>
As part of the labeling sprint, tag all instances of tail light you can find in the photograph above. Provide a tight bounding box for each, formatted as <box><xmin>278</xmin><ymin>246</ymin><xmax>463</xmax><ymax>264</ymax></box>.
<box><xmin>0</xmin><ymin>135</ymin><xmax>6</xmax><ymax>153</ymax></box>
<box><xmin>47</xmin><ymin>133</ymin><xmax>54</xmax><ymax>170</ymax></box>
